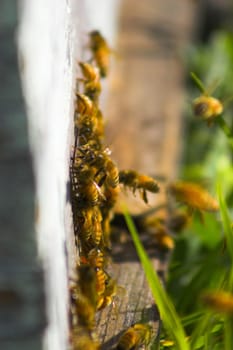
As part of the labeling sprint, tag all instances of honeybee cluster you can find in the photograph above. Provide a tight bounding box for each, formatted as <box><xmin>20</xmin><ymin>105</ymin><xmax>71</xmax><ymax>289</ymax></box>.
<box><xmin>69</xmin><ymin>31</ymin><xmax>164</xmax><ymax>350</ymax></box>
<box><xmin>69</xmin><ymin>30</ymin><xmax>121</xmax><ymax>349</ymax></box>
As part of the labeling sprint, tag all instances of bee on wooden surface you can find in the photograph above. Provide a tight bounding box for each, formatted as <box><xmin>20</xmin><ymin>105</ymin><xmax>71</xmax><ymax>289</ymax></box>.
<box><xmin>70</xmin><ymin>266</ymin><xmax>97</xmax><ymax>332</ymax></box>
<box><xmin>191</xmin><ymin>72</ymin><xmax>223</xmax><ymax>125</ymax></box>
<box><xmin>75</xmin><ymin>208</ymin><xmax>104</xmax><ymax>255</ymax></box>
<box><xmin>97</xmin><ymin>275</ymin><xmax>118</xmax><ymax>310</ymax></box>
<box><xmin>119</xmin><ymin>170</ymin><xmax>160</xmax><ymax>203</ymax></box>
<box><xmin>77</xmin><ymin>265</ymin><xmax>97</xmax><ymax>308</ymax></box>
<box><xmin>201</xmin><ymin>290</ymin><xmax>233</xmax><ymax>314</ymax></box>
<box><xmin>95</xmin><ymin>267</ymin><xmax>108</xmax><ymax>296</ymax></box>
<box><xmin>72</xmin><ymin>162</ymin><xmax>106</xmax><ymax>206</ymax></box>
<box><xmin>75</xmin><ymin>93</ymin><xmax>95</xmax><ymax>116</ymax></box>
<box><xmin>87</xmin><ymin>248</ymin><xmax>107</xmax><ymax>269</ymax></box>
<box><xmin>116</xmin><ymin>323</ymin><xmax>152</xmax><ymax>350</ymax></box>
<box><xmin>168</xmin><ymin>181</ymin><xmax>219</xmax><ymax>214</ymax></box>
<box><xmin>79</xmin><ymin>62</ymin><xmax>100</xmax><ymax>82</ymax></box>
<box><xmin>71</xmin><ymin>293</ymin><xmax>96</xmax><ymax>331</ymax></box>
<box><xmin>71</xmin><ymin>328</ymin><xmax>100</xmax><ymax>350</ymax></box>
<box><xmin>78</xmin><ymin>62</ymin><xmax>101</xmax><ymax>103</ymax></box>
<box><xmin>89</xmin><ymin>30</ymin><xmax>112</xmax><ymax>77</ymax></box>
<box><xmin>80</xmin><ymin>146</ymin><xmax>119</xmax><ymax>189</ymax></box>
<box><xmin>74</xmin><ymin>180</ymin><xmax>103</xmax><ymax>207</ymax></box>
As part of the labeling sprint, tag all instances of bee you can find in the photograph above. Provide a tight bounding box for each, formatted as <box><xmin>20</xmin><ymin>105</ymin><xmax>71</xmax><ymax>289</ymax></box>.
<box><xmin>80</xmin><ymin>147</ymin><xmax>119</xmax><ymax>189</ymax></box>
<box><xmin>76</xmin><ymin>208</ymin><xmax>104</xmax><ymax>255</ymax></box>
<box><xmin>75</xmin><ymin>93</ymin><xmax>95</xmax><ymax>116</ymax></box>
<box><xmin>168</xmin><ymin>181</ymin><xmax>219</xmax><ymax>214</ymax></box>
<box><xmin>70</xmin><ymin>266</ymin><xmax>97</xmax><ymax>331</ymax></box>
<box><xmin>191</xmin><ymin>72</ymin><xmax>223</xmax><ymax>124</ymax></box>
<box><xmin>154</xmin><ymin>226</ymin><xmax>174</xmax><ymax>251</ymax></box>
<box><xmin>74</xmin><ymin>180</ymin><xmax>102</xmax><ymax>207</ymax></box>
<box><xmin>78</xmin><ymin>62</ymin><xmax>102</xmax><ymax>103</ymax></box>
<box><xmin>95</xmin><ymin>267</ymin><xmax>108</xmax><ymax>296</ymax></box>
<box><xmin>193</xmin><ymin>96</ymin><xmax>223</xmax><ymax>120</ymax></box>
<box><xmin>87</xmin><ymin>248</ymin><xmax>106</xmax><ymax>269</ymax></box>
<box><xmin>89</xmin><ymin>30</ymin><xmax>112</xmax><ymax>77</ymax></box>
<box><xmin>139</xmin><ymin>215</ymin><xmax>174</xmax><ymax>251</ymax></box>
<box><xmin>72</xmin><ymin>163</ymin><xmax>106</xmax><ymax>207</ymax></box>
<box><xmin>119</xmin><ymin>170</ymin><xmax>159</xmax><ymax>203</ymax></box>
<box><xmin>79</xmin><ymin>62</ymin><xmax>100</xmax><ymax>82</ymax></box>
<box><xmin>71</xmin><ymin>293</ymin><xmax>96</xmax><ymax>331</ymax></box>
<box><xmin>77</xmin><ymin>265</ymin><xmax>97</xmax><ymax>308</ymax></box>
<box><xmin>201</xmin><ymin>291</ymin><xmax>233</xmax><ymax>314</ymax></box>
<box><xmin>71</xmin><ymin>328</ymin><xmax>100</xmax><ymax>350</ymax></box>
<box><xmin>116</xmin><ymin>323</ymin><xmax>152</xmax><ymax>350</ymax></box>
<box><xmin>97</xmin><ymin>275</ymin><xmax>117</xmax><ymax>310</ymax></box>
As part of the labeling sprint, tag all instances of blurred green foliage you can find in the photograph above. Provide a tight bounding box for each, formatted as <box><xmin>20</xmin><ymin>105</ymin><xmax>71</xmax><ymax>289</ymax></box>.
<box><xmin>166</xmin><ymin>31</ymin><xmax>233</xmax><ymax>348</ymax></box>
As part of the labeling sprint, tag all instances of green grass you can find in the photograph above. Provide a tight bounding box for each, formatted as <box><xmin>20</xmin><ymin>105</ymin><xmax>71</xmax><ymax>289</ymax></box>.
<box><xmin>122</xmin><ymin>206</ymin><xmax>189</xmax><ymax>350</ymax></box>
<box><xmin>122</xmin><ymin>184</ymin><xmax>233</xmax><ymax>349</ymax></box>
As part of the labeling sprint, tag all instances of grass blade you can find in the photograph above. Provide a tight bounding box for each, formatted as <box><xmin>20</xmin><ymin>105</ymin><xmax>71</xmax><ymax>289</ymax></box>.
<box><xmin>190</xmin><ymin>72</ymin><xmax>206</xmax><ymax>93</ymax></box>
<box><xmin>122</xmin><ymin>206</ymin><xmax>190</xmax><ymax>350</ymax></box>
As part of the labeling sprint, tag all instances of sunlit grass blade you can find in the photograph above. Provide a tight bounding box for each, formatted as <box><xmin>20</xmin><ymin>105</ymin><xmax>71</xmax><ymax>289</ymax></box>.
<box><xmin>122</xmin><ymin>206</ymin><xmax>190</xmax><ymax>350</ymax></box>
<box><xmin>190</xmin><ymin>72</ymin><xmax>206</xmax><ymax>93</ymax></box>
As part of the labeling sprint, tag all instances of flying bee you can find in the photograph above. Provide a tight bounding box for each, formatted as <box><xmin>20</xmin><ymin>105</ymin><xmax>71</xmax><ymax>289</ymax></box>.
<box><xmin>119</xmin><ymin>170</ymin><xmax>160</xmax><ymax>203</ymax></box>
<box><xmin>89</xmin><ymin>30</ymin><xmax>112</xmax><ymax>77</ymax></box>
<box><xmin>116</xmin><ymin>323</ymin><xmax>152</xmax><ymax>350</ymax></box>
<box><xmin>167</xmin><ymin>181</ymin><xmax>219</xmax><ymax>214</ymax></box>
<box><xmin>193</xmin><ymin>96</ymin><xmax>223</xmax><ymax>120</ymax></box>
<box><xmin>191</xmin><ymin>72</ymin><xmax>224</xmax><ymax>125</ymax></box>
<box><xmin>201</xmin><ymin>290</ymin><xmax>233</xmax><ymax>314</ymax></box>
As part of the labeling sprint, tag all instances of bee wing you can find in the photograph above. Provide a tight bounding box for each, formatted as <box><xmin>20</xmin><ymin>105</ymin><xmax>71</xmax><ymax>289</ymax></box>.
<box><xmin>205</xmin><ymin>78</ymin><xmax>221</xmax><ymax>96</ymax></box>
<box><xmin>222</xmin><ymin>95</ymin><xmax>233</xmax><ymax>106</ymax></box>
